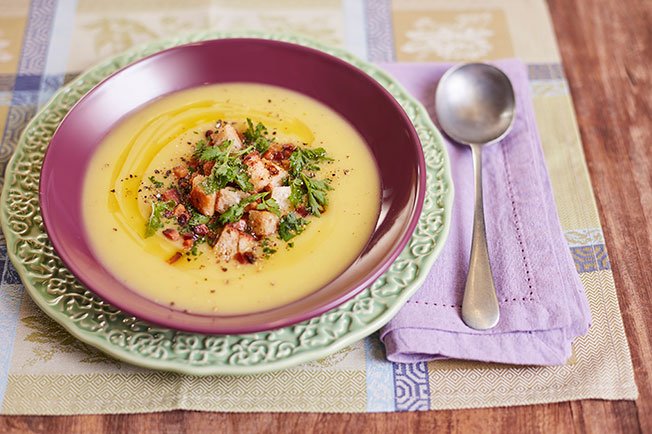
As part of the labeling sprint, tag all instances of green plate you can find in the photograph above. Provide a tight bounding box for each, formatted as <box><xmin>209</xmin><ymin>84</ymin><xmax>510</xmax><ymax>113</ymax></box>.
<box><xmin>0</xmin><ymin>31</ymin><xmax>453</xmax><ymax>375</ymax></box>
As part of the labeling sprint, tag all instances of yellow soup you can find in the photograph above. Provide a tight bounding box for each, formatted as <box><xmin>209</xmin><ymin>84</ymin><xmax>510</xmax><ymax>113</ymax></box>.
<box><xmin>83</xmin><ymin>83</ymin><xmax>381</xmax><ymax>315</ymax></box>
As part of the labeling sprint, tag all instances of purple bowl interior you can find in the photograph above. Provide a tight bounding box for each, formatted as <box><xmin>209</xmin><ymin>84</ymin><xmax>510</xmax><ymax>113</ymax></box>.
<box><xmin>39</xmin><ymin>38</ymin><xmax>426</xmax><ymax>334</ymax></box>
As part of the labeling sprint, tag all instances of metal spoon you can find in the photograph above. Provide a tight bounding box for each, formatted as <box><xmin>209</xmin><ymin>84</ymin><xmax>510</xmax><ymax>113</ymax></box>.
<box><xmin>435</xmin><ymin>63</ymin><xmax>516</xmax><ymax>330</ymax></box>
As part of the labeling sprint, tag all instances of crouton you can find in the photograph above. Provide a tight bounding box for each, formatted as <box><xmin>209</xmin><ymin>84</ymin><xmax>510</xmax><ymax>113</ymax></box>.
<box><xmin>189</xmin><ymin>175</ymin><xmax>216</xmax><ymax>216</ymax></box>
<box><xmin>232</xmin><ymin>218</ymin><xmax>247</xmax><ymax>232</ymax></box>
<box><xmin>242</xmin><ymin>153</ymin><xmax>288</xmax><ymax>192</ymax></box>
<box><xmin>248</xmin><ymin>210</ymin><xmax>279</xmax><ymax>237</ymax></box>
<box><xmin>238</xmin><ymin>232</ymin><xmax>257</xmax><ymax>254</ymax></box>
<box><xmin>215</xmin><ymin>187</ymin><xmax>248</xmax><ymax>214</ymax></box>
<box><xmin>243</xmin><ymin>152</ymin><xmax>272</xmax><ymax>192</ymax></box>
<box><xmin>211</xmin><ymin>124</ymin><xmax>243</xmax><ymax>151</ymax></box>
<box><xmin>264</xmin><ymin>161</ymin><xmax>288</xmax><ymax>188</ymax></box>
<box><xmin>214</xmin><ymin>225</ymin><xmax>259</xmax><ymax>263</ymax></box>
<box><xmin>214</xmin><ymin>225</ymin><xmax>239</xmax><ymax>262</ymax></box>
<box><xmin>271</xmin><ymin>186</ymin><xmax>291</xmax><ymax>213</ymax></box>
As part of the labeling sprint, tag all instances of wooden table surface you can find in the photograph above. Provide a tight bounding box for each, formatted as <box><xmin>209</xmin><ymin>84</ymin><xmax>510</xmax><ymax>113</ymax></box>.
<box><xmin>1</xmin><ymin>0</ymin><xmax>650</xmax><ymax>432</ymax></box>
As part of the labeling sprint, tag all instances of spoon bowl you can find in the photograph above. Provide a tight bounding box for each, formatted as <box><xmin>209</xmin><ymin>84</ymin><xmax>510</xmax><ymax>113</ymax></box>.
<box><xmin>435</xmin><ymin>63</ymin><xmax>516</xmax><ymax>330</ymax></box>
<box><xmin>436</xmin><ymin>63</ymin><xmax>516</xmax><ymax>146</ymax></box>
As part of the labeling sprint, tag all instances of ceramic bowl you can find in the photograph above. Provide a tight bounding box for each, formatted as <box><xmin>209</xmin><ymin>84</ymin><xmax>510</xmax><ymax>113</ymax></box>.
<box><xmin>39</xmin><ymin>38</ymin><xmax>426</xmax><ymax>334</ymax></box>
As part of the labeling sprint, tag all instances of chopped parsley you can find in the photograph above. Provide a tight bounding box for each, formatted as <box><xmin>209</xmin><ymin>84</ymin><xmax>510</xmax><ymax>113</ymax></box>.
<box><xmin>261</xmin><ymin>238</ymin><xmax>277</xmax><ymax>257</ymax></box>
<box><xmin>218</xmin><ymin>192</ymin><xmax>264</xmax><ymax>224</ymax></box>
<box><xmin>203</xmin><ymin>157</ymin><xmax>253</xmax><ymax>193</ymax></box>
<box><xmin>289</xmin><ymin>147</ymin><xmax>331</xmax><ymax>176</ymax></box>
<box><xmin>278</xmin><ymin>213</ymin><xmax>309</xmax><ymax>241</ymax></box>
<box><xmin>195</xmin><ymin>139</ymin><xmax>231</xmax><ymax>163</ymax></box>
<box><xmin>287</xmin><ymin>146</ymin><xmax>333</xmax><ymax>216</ymax></box>
<box><xmin>289</xmin><ymin>174</ymin><xmax>332</xmax><ymax>216</ymax></box>
<box><xmin>256</xmin><ymin>196</ymin><xmax>281</xmax><ymax>216</ymax></box>
<box><xmin>188</xmin><ymin>212</ymin><xmax>210</xmax><ymax>226</ymax></box>
<box><xmin>148</xmin><ymin>176</ymin><xmax>163</xmax><ymax>188</ymax></box>
<box><xmin>145</xmin><ymin>200</ymin><xmax>175</xmax><ymax>237</ymax></box>
<box><xmin>198</xmin><ymin>143</ymin><xmax>227</xmax><ymax>162</ymax></box>
<box><xmin>194</xmin><ymin>139</ymin><xmax>254</xmax><ymax>193</ymax></box>
<box><xmin>243</xmin><ymin>118</ymin><xmax>271</xmax><ymax>154</ymax></box>
<box><xmin>193</xmin><ymin>139</ymin><xmax>210</xmax><ymax>160</ymax></box>
<box><xmin>289</xmin><ymin>177</ymin><xmax>305</xmax><ymax>207</ymax></box>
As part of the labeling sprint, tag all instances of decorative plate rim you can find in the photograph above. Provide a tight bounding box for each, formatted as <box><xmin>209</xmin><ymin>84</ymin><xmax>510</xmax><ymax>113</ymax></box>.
<box><xmin>0</xmin><ymin>30</ymin><xmax>454</xmax><ymax>375</ymax></box>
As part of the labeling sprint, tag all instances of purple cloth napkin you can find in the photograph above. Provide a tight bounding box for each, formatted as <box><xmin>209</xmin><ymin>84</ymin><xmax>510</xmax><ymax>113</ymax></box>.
<box><xmin>379</xmin><ymin>60</ymin><xmax>591</xmax><ymax>366</ymax></box>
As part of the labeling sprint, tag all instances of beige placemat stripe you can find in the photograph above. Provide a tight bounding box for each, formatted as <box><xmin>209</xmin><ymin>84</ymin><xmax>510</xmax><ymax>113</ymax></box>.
<box><xmin>2</xmin><ymin>371</ymin><xmax>367</xmax><ymax>414</ymax></box>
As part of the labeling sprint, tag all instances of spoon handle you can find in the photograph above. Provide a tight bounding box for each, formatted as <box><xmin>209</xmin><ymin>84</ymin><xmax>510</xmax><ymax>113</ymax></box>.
<box><xmin>462</xmin><ymin>144</ymin><xmax>500</xmax><ymax>330</ymax></box>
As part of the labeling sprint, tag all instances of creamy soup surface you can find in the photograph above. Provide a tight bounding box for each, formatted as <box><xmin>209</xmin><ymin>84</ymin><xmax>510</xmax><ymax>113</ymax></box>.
<box><xmin>83</xmin><ymin>83</ymin><xmax>381</xmax><ymax>315</ymax></box>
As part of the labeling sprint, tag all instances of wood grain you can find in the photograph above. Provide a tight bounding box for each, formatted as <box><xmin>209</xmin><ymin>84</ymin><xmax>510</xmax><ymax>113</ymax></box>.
<box><xmin>551</xmin><ymin>0</ymin><xmax>651</xmax><ymax>433</ymax></box>
<box><xmin>1</xmin><ymin>0</ymin><xmax>650</xmax><ymax>432</ymax></box>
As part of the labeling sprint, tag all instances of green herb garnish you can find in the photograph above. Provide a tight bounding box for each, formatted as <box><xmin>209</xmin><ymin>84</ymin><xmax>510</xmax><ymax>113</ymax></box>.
<box><xmin>256</xmin><ymin>197</ymin><xmax>281</xmax><ymax>216</ymax></box>
<box><xmin>145</xmin><ymin>200</ymin><xmax>175</xmax><ymax>237</ymax></box>
<box><xmin>289</xmin><ymin>174</ymin><xmax>332</xmax><ymax>216</ymax></box>
<box><xmin>218</xmin><ymin>191</ymin><xmax>281</xmax><ymax>224</ymax></box>
<box><xmin>289</xmin><ymin>177</ymin><xmax>305</xmax><ymax>207</ymax></box>
<box><xmin>278</xmin><ymin>213</ymin><xmax>309</xmax><ymax>241</ymax></box>
<box><xmin>261</xmin><ymin>238</ymin><xmax>278</xmax><ymax>257</ymax></box>
<box><xmin>208</xmin><ymin>156</ymin><xmax>253</xmax><ymax>193</ymax></box>
<box><xmin>303</xmin><ymin>175</ymin><xmax>331</xmax><ymax>216</ymax></box>
<box><xmin>193</xmin><ymin>139</ymin><xmax>209</xmax><ymax>159</ymax></box>
<box><xmin>289</xmin><ymin>147</ymin><xmax>331</xmax><ymax>176</ymax></box>
<box><xmin>218</xmin><ymin>192</ymin><xmax>264</xmax><ymax>224</ymax></box>
<box><xmin>195</xmin><ymin>139</ymin><xmax>239</xmax><ymax>161</ymax></box>
<box><xmin>287</xmin><ymin>145</ymin><xmax>333</xmax><ymax>216</ymax></box>
<box><xmin>194</xmin><ymin>138</ymin><xmax>254</xmax><ymax>193</ymax></box>
<box><xmin>188</xmin><ymin>212</ymin><xmax>210</xmax><ymax>226</ymax></box>
<box><xmin>217</xmin><ymin>201</ymin><xmax>246</xmax><ymax>224</ymax></box>
<box><xmin>243</xmin><ymin>118</ymin><xmax>271</xmax><ymax>154</ymax></box>
<box><xmin>148</xmin><ymin>176</ymin><xmax>163</xmax><ymax>188</ymax></box>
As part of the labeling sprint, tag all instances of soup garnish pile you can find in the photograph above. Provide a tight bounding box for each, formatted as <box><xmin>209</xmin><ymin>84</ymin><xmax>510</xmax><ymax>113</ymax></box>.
<box><xmin>143</xmin><ymin>119</ymin><xmax>334</xmax><ymax>265</ymax></box>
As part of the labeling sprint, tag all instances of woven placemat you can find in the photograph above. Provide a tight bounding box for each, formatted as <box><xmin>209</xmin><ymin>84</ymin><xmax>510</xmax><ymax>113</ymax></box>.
<box><xmin>0</xmin><ymin>0</ymin><xmax>636</xmax><ymax>414</ymax></box>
